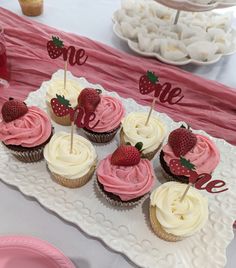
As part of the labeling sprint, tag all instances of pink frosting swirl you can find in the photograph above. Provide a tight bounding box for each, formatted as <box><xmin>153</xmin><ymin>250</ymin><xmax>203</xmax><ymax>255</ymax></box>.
<box><xmin>92</xmin><ymin>96</ymin><xmax>125</xmax><ymax>132</ymax></box>
<box><xmin>163</xmin><ymin>134</ymin><xmax>220</xmax><ymax>174</ymax></box>
<box><xmin>0</xmin><ymin>106</ymin><xmax>52</xmax><ymax>147</ymax></box>
<box><xmin>97</xmin><ymin>155</ymin><xmax>155</xmax><ymax>201</ymax></box>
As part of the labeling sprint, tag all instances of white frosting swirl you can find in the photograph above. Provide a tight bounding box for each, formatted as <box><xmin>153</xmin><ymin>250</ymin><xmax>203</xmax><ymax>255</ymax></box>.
<box><xmin>46</xmin><ymin>78</ymin><xmax>83</xmax><ymax>107</ymax></box>
<box><xmin>150</xmin><ymin>182</ymin><xmax>208</xmax><ymax>237</ymax></box>
<box><xmin>44</xmin><ymin>132</ymin><xmax>97</xmax><ymax>179</ymax></box>
<box><xmin>121</xmin><ymin>112</ymin><xmax>166</xmax><ymax>153</ymax></box>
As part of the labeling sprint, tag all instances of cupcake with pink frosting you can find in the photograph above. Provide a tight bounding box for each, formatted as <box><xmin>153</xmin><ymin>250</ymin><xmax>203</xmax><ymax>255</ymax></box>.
<box><xmin>96</xmin><ymin>143</ymin><xmax>155</xmax><ymax>206</ymax></box>
<box><xmin>160</xmin><ymin>126</ymin><xmax>220</xmax><ymax>183</ymax></box>
<box><xmin>82</xmin><ymin>94</ymin><xmax>125</xmax><ymax>143</ymax></box>
<box><xmin>0</xmin><ymin>98</ymin><xmax>52</xmax><ymax>162</ymax></box>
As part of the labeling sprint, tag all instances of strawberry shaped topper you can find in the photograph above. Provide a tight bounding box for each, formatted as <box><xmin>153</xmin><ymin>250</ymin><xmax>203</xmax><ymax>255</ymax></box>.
<box><xmin>47</xmin><ymin>36</ymin><xmax>64</xmax><ymax>59</ymax></box>
<box><xmin>169</xmin><ymin>157</ymin><xmax>198</xmax><ymax>184</ymax></box>
<box><xmin>51</xmin><ymin>94</ymin><xmax>73</xmax><ymax>118</ymax></box>
<box><xmin>77</xmin><ymin>88</ymin><xmax>101</xmax><ymax>113</ymax></box>
<box><xmin>168</xmin><ymin>127</ymin><xmax>197</xmax><ymax>157</ymax></box>
<box><xmin>1</xmin><ymin>97</ymin><xmax>28</xmax><ymax>123</ymax></box>
<box><xmin>111</xmin><ymin>142</ymin><xmax>143</xmax><ymax>166</ymax></box>
<box><xmin>139</xmin><ymin>71</ymin><xmax>159</xmax><ymax>95</ymax></box>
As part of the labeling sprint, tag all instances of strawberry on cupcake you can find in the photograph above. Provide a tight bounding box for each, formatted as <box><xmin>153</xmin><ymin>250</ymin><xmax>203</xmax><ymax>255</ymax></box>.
<box><xmin>0</xmin><ymin>98</ymin><xmax>52</xmax><ymax>162</ymax></box>
<box><xmin>79</xmin><ymin>88</ymin><xmax>125</xmax><ymax>143</ymax></box>
<box><xmin>96</xmin><ymin>142</ymin><xmax>155</xmax><ymax>207</ymax></box>
<box><xmin>160</xmin><ymin>125</ymin><xmax>220</xmax><ymax>183</ymax></box>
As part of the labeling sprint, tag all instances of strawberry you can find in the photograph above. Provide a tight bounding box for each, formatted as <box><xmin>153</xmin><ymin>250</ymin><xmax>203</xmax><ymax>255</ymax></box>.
<box><xmin>169</xmin><ymin>157</ymin><xmax>198</xmax><ymax>184</ymax></box>
<box><xmin>1</xmin><ymin>97</ymin><xmax>28</xmax><ymax>122</ymax></box>
<box><xmin>47</xmin><ymin>36</ymin><xmax>64</xmax><ymax>59</ymax></box>
<box><xmin>51</xmin><ymin>94</ymin><xmax>73</xmax><ymax>117</ymax></box>
<box><xmin>111</xmin><ymin>142</ymin><xmax>143</xmax><ymax>166</ymax></box>
<box><xmin>168</xmin><ymin>127</ymin><xmax>197</xmax><ymax>157</ymax></box>
<box><xmin>139</xmin><ymin>71</ymin><xmax>159</xmax><ymax>95</ymax></box>
<box><xmin>77</xmin><ymin>88</ymin><xmax>101</xmax><ymax>113</ymax></box>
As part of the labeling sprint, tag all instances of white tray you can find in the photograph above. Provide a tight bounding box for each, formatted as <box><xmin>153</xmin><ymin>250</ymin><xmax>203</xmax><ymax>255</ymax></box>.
<box><xmin>0</xmin><ymin>70</ymin><xmax>235</xmax><ymax>268</ymax></box>
<box><xmin>112</xmin><ymin>0</ymin><xmax>236</xmax><ymax>65</ymax></box>
<box><xmin>155</xmin><ymin>0</ymin><xmax>236</xmax><ymax>12</ymax></box>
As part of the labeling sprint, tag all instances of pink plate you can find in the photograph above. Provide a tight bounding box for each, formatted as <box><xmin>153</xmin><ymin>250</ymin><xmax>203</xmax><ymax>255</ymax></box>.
<box><xmin>0</xmin><ymin>236</ymin><xmax>75</xmax><ymax>268</ymax></box>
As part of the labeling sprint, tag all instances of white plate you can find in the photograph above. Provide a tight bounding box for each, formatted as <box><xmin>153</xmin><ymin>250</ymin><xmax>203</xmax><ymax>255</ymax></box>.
<box><xmin>112</xmin><ymin>1</ymin><xmax>236</xmax><ymax>66</ymax></box>
<box><xmin>155</xmin><ymin>0</ymin><xmax>236</xmax><ymax>12</ymax></box>
<box><xmin>0</xmin><ymin>70</ymin><xmax>235</xmax><ymax>268</ymax></box>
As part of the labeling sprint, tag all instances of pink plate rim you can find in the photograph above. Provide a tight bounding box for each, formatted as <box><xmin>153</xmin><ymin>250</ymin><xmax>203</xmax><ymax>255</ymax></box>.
<box><xmin>0</xmin><ymin>235</ymin><xmax>75</xmax><ymax>268</ymax></box>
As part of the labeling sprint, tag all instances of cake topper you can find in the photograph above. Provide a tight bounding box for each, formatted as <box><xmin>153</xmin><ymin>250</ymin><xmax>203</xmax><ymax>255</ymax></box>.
<box><xmin>51</xmin><ymin>94</ymin><xmax>99</xmax><ymax>153</ymax></box>
<box><xmin>47</xmin><ymin>36</ymin><xmax>88</xmax><ymax>90</ymax></box>
<box><xmin>139</xmin><ymin>70</ymin><xmax>184</xmax><ymax>125</ymax></box>
<box><xmin>169</xmin><ymin>157</ymin><xmax>228</xmax><ymax>201</ymax></box>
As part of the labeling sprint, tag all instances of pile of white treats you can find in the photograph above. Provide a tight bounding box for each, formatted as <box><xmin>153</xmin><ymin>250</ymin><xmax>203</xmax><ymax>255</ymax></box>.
<box><xmin>114</xmin><ymin>0</ymin><xmax>236</xmax><ymax>62</ymax></box>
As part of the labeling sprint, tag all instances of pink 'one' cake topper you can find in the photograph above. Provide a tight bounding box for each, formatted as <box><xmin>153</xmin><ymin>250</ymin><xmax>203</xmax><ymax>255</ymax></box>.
<box><xmin>169</xmin><ymin>157</ymin><xmax>228</xmax><ymax>200</ymax></box>
<box><xmin>139</xmin><ymin>71</ymin><xmax>184</xmax><ymax>125</ymax></box>
<box><xmin>51</xmin><ymin>94</ymin><xmax>99</xmax><ymax>153</ymax></box>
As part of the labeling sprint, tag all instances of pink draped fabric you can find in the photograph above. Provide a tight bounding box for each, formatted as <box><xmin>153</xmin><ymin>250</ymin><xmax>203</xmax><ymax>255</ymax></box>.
<box><xmin>0</xmin><ymin>7</ymin><xmax>236</xmax><ymax>146</ymax></box>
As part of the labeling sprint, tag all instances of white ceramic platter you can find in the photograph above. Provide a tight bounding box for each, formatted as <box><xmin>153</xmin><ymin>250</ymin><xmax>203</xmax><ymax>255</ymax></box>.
<box><xmin>155</xmin><ymin>0</ymin><xmax>236</xmax><ymax>12</ymax></box>
<box><xmin>0</xmin><ymin>70</ymin><xmax>235</xmax><ymax>268</ymax></box>
<box><xmin>112</xmin><ymin>0</ymin><xmax>236</xmax><ymax>65</ymax></box>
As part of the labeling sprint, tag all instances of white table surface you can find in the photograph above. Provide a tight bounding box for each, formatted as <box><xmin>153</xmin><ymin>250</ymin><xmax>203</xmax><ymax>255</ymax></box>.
<box><xmin>0</xmin><ymin>1</ymin><xmax>235</xmax><ymax>267</ymax></box>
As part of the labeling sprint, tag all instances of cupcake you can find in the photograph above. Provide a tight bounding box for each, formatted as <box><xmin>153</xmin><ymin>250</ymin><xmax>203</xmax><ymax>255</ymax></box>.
<box><xmin>149</xmin><ymin>182</ymin><xmax>208</xmax><ymax>242</ymax></box>
<box><xmin>0</xmin><ymin>98</ymin><xmax>52</xmax><ymax>163</ymax></box>
<box><xmin>18</xmin><ymin>0</ymin><xmax>43</xmax><ymax>17</ymax></box>
<box><xmin>160</xmin><ymin>126</ymin><xmax>220</xmax><ymax>183</ymax></box>
<box><xmin>44</xmin><ymin>132</ymin><xmax>97</xmax><ymax>188</ymax></box>
<box><xmin>96</xmin><ymin>143</ymin><xmax>155</xmax><ymax>206</ymax></box>
<box><xmin>45</xmin><ymin>77</ymin><xmax>83</xmax><ymax>126</ymax></box>
<box><xmin>120</xmin><ymin>112</ymin><xmax>166</xmax><ymax>160</ymax></box>
<box><xmin>82</xmin><ymin>93</ymin><xmax>125</xmax><ymax>143</ymax></box>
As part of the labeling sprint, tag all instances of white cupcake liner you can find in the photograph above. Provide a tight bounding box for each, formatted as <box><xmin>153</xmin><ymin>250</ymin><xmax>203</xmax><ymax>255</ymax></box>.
<box><xmin>51</xmin><ymin>164</ymin><xmax>96</xmax><ymax>188</ymax></box>
<box><xmin>149</xmin><ymin>205</ymin><xmax>182</xmax><ymax>242</ymax></box>
<box><xmin>95</xmin><ymin>178</ymin><xmax>146</xmax><ymax>207</ymax></box>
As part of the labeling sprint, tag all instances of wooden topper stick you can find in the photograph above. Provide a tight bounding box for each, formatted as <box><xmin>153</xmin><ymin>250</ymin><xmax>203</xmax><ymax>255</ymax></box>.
<box><xmin>145</xmin><ymin>97</ymin><xmax>156</xmax><ymax>126</ymax></box>
<box><xmin>180</xmin><ymin>183</ymin><xmax>193</xmax><ymax>202</ymax></box>
<box><xmin>70</xmin><ymin>109</ymin><xmax>79</xmax><ymax>154</ymax></box>
<box><xmin>64</xmin><ymin>60</ymin><xmax>68</xmax><ymax>90</ymax></box>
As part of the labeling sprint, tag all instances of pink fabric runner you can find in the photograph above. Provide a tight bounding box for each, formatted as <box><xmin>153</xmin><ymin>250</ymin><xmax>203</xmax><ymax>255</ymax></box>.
<box><xmin>1</xmin><ymin>7</ymin><xmax>236</xmax><ymax>146</ymax></box>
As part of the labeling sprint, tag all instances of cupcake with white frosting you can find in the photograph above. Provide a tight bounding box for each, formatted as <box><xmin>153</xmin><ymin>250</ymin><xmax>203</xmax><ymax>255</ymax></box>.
<box><xmin>120</xmin><ymin>112</ymin><xmax>166</xmax><ymax>160</ymax></box>
<box><xmin>45</xmin><ymin>78</ymin><xmax>83</xmax><ymax>126</ymax></box>
<box><xmin>149</xmin><ymin>182</ymin><xmax>208</xmax><ymax>242</ymax></box>
<box><xmin>44</xmin><ymin>132</ymin><xmax>97</xmax><ymax>188</ymax></box>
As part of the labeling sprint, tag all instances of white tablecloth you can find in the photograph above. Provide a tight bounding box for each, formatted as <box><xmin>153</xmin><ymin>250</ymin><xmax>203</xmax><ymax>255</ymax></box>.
<box><xmin>0</xmin><ymin>1</ymin><xmax>235</xmax><ymax>267</ymax></box>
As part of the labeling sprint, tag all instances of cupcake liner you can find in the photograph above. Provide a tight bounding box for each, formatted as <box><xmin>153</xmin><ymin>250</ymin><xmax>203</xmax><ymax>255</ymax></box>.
<box><xmin>19</xmin><ymin>0</ymin><xmax>43</xmax><ymax>16</ymax></box>
<box><xmin>149</xmin><ymin>205</ymin><xmax>182</xmax><ymax>242</ymax></box>
<box><xmin>120</xmin><ymin>129</ymin><xmax>162</xmax><ymax>160</ymax></box>
<box><xmin>95</xmin><ymin>178</ymin><xmax>145</xmax><ymax>207</ymax></box>
<box><xmin>159</xmin><ymin>150</ymin><xmax>189</xmax><ymax>184</ymax></box>
<box><xmin>83</xmin><ymin>127</ymin><xmax>119</xmax><ymax>143</ymax></box>
<box><xmin>46</xmin><ymin>101</ymin><xmax>71</xmax><ymax>126</ymax></box>
<box><xmin>51</xmin><ymin>163</ymin><xmax>96</xmax><ymax>188</ymax></box>
<box><xmin>3</xmin><ymin>143</ymin><xmax>44</xmax><ymax>163</ymax></box>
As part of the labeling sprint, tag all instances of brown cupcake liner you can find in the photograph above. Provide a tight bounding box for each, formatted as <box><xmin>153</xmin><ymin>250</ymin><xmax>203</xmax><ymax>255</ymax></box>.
<box><xmin>51</xmin><ymin>163</ymin><xmax>96</xmax><ymax>188</ymax></box>
<box><xmin>83</xmin><ymin>127</ymin><xmax>119</xmax><ymax>143</ymax></box>
<box><xmin>120</xmin><ymin>129</ymin><xmax>162</xmax><ymax>160</ymax></box>
<box><xmin>149</xmin><ymin>205</ymin><xmax>182</xmax><ymax>242</ymax></box>
<box><xmin>95</xmin><ymin>178</ymin><xmax>145</xmax><ymax>207</ymax></box>
<box><xmin>4</xmin><ymin>144</ymin><xmax>44</xmax><ymax>163</ymax></box>
<box><xmin>19</xmin><ymin>0</ymin><xmax>43</xmax><ymax>17</ymax></box>
<box><xmin>46</xmin><ymin>101</ymin><xmax>71</xmax><ymax>126</ymax></box>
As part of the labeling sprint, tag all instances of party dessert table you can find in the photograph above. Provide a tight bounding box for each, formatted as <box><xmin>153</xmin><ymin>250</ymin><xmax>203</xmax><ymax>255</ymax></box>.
<box><xmin>0</xmin><ymin>1</ymin><xmax>236</xmax><ymax>268</ymax></box>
